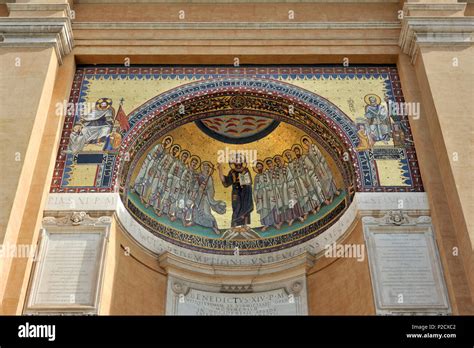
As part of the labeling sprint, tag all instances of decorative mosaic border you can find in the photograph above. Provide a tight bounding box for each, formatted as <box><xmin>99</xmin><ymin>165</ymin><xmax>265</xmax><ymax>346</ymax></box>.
<box><xmin>50</xmin><ymin>65</ymin><xmax>423</xmax><ymax>193</ymax></box>
<box><xmin>126</xmin><ymin>194</ymin><xmax>348</xmax><ymax>255</ymax></box>
<box><xmin>119</xmin><ymin>87</ymin><xmax>357</xmax><ymax>203</ymax></box>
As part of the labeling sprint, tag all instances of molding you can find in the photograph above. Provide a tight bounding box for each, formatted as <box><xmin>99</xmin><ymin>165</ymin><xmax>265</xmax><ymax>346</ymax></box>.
<box><xmin>0</xmin><ymin>17</ymin><xmax>74</xmax><ymax>65</ymax></box>
<box><xmin>71</xmin><ymin>21</ymin><xmax>401</xmax><ymax>47</ymax></box>
<box><xmin>7</xmin><ymin>3</ymin><xmax>73</xmax><ymax>17</ymax></box>
<box><xmin>158</xmin><ymin>251</ymin><xmax>314</xmax><ymax>281</ymax></box>
<box><xmin>403</xmin><ymin>3</ymin><xmax>467</xmax><ymax>14</ymax></box>
<box><xmin>42</xmin><ymin>211</ymin><xmax>113</xmax><ymax>227</ymax></box>
<box><xmin>44</xmin><ymin>192</ymin><xmax>430</xmax><ymax>269</ymax></box>
<box><xmin>71</xmin><ymin>21</ymin><xmax>401</xmax><ymax>31</ymax></box>
<box><xmin>361</xmin><ymin>211</ymin><xmax>431</xmax><ymax>227</ymax></box>
<box><xmin>399</xmin><ymin>17</ymin><xmax>474</xmax><ymax>64</ymax></box>
<box><xmin>74</xmin><ymin>0</ymin><xmax>400</xmax><ymax>3</ymax></box>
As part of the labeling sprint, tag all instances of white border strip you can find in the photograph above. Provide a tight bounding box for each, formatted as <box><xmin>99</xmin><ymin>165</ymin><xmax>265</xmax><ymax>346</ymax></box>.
<box><xmin>45</xmin><ymin>192</ymin><xmax>429</xmax><ymax>266</ymax></box>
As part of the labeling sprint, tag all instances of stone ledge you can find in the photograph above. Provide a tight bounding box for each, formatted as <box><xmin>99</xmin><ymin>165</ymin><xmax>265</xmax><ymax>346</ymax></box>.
<box><xmin>399</xmin><ymin>17</ymin><xmax>474</xmax><ymax>64</ymax></box>
<box><xmin>75</xmin><ymin>0</ymin><xmax>399</xmax><ymax>3</ymax></box>
<box><xmin>72</xmin><ymin>21</ymin><xmax>402</xmax><ymax>30</ymax></box>
<box><xmin>7</xmin><ymin>3</ymin><xmax>73</xmax><ymax>18</ymax></box>
<box><xmin>403</xmin><ymin>2</ymin><xmax>467</xmax><ymax>17</ymax></box>
<box><xmin>0</xmin><ymin>17</ymin><xmax>74</xmax><ymax>64</ymax></box>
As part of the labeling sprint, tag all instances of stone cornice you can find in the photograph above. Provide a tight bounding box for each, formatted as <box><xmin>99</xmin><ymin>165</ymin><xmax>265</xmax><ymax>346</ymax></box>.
<box><xmin>403</xmin><ymin>2</ymin><xmax>467</xmax><ymax>14</ymax></box>
<box><xmin>399</xmin><ymin>17</ymin><xmax>474</xmax><ymax>64</ymax></box>
<box><xmin>75</xmin><ymin>0</ymin><xmax>399</xmax><ymax>3</ymax></box>
<box><xmin>0</xmin><ymin>17</ymin><xmax>74</xmax><ymax>65</ymax></box>
<box><xmin>72</xmin><ymin>21</ymin><xmax>401</xmax><ymax>31</ymax></box>
<box><xmin>71</xmin><ymin>21</ymin><xmax>402</xmax><ymax>48</ymax></box>
<box><xmin>7</xmin><ymin>3</ymin><xmax>73</xmax><ymax>17</ymax></box>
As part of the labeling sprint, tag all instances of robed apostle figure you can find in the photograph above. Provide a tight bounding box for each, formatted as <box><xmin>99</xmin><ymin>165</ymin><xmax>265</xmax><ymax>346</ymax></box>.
<box><xmin>217</xmin><ymin>154</ymin><xmax>254</xmax><ymax>227</ymax></box>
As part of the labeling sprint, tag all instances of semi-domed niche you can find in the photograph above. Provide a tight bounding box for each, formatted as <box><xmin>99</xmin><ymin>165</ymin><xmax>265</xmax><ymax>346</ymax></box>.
<box><xmin>118</xmin><ymin>81</ymin><xmax>357</xmax><ymax>255</ymax></box>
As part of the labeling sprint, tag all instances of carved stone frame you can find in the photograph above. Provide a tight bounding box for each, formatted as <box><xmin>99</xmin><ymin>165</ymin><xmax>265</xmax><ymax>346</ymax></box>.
<box><xmin>363</xmin><ymin>211</ymin><xmax>451</xmax><ymax>315</ymax></box>
<box><xmin>165</xmin><ymin>275</ymin><xmax>308</xmax><ymax>316</ymax></box>
<box><xmin>24</xmin><ymin>212</ymin><xmax>110</xmax><ymax>315</ymax></box>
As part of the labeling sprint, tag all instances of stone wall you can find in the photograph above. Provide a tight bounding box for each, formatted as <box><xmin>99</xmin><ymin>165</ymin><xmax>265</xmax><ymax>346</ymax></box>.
<box><xmin>102</xmin><ymin>219</ymin><xmax>167</xmax><ymax>315</ymax></box>
<box><xmin>0</xmin><ymin>0</ymin><xmax>472</xmax><ymax>315</ymax></box>
<box><xmin>307</xmin><ymin>220</ymin><xmax>375</xmax><ymax>315</ymax></box>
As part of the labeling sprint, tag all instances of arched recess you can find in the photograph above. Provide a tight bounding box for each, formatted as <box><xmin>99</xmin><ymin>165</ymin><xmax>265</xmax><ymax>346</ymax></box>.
<box><xmin>113</xmin><ymin>77</ymin><xmax>361</xmax><ymax>255</ymax></box>
<box><xmin>115</xmin><ymin>77</ymin><xmax>360</xmax><ymax>188</ymax></box>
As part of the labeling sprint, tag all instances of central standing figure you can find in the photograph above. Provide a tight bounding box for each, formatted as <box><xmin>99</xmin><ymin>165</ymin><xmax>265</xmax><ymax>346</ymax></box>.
<box><xmin>217</xmin><ymin>154</ymin><xmax>254</xmax><ymax>227</ymax></box>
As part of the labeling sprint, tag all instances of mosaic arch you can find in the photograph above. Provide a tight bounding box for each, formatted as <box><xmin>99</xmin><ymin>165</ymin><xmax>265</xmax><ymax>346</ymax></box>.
<box><xmin>51</xmin><ymin>65</ymin><xmax>423</xmax><ymax>255</ymax></box>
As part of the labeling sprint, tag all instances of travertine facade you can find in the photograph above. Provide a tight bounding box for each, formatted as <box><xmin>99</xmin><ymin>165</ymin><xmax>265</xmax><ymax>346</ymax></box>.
<box><xmin>0</xmin><ymin>0</ymin><xmax>472</xmax><ymax>315</ymax></box>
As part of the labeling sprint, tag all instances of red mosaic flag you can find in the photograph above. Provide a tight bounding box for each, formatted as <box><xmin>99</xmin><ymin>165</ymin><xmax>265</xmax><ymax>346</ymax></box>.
<box><xmin>115</xmin><ymin>104</ymin><xmax>129</xmax><ymax>132</ymax></box>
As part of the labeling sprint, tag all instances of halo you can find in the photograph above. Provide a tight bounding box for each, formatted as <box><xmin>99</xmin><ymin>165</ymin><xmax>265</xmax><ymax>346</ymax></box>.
<box><xmin>283</xmin><ymin>150</ymin><xmax>294</xmax><ymax>162</ymax></box>
<box><xmin>273</xmin><ymin>155</ymin><xmax>284</xmax><ymax>165</ymax></box>
<box><xmin>263</xmin><ymin>157</ymin><xmax>274</xmax><ymax>165</ymax></box>
<box><xmin>201</xmin><ymin>161</ymin><xmax>215</xmax><ymax>175</ymax></box>
<box><xmin>300</xmin><ymin>135</ymin><xmax>313</xmax><ymax>147</ymax></box>
<box><xmin>364</xmin><ymin>94</ymin><xmax>381</xmax><ymax>105</ymax></box>
<box><xmin>189</xmin><ymin>155</ymin><xmax>201</xmax><ymax>169</ymax></box>
<box><xmin>229</xmin><ymin>162</ymin><xmax>248</xmax><ymax>170</ymax></box>
<box><xmin>96</xmin><ymin>98</ymin><xmax>112</xmax><ymax>110</ymax></box>
<box><xmin>180</xmin><ymin>150</ymin><xmax>191</xmax><ymax>161</ymax></box>
<box><xmin>162</xmin><ymin>135</ymin><xmax>173</xmax><ymax>147</ymax></box>
<box><xmin>253</xmin><ymin>160</ymin><xmax>265</xmax><ymax>173</ymax></box>
<box><xmin>170</xmin><ymin>144</ymin><xmax>181</xmax><ymax>156</ymax></box>
<box><xmin>291</xmin><ymin>144</ymin><xmax>303</xmax><ymax>154</ymax></box>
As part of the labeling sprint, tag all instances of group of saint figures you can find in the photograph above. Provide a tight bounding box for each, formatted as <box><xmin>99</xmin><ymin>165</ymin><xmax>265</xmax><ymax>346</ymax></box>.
<box><xmin>132</xmin><ymin>135</ymin><xmax>226</xmax><ymax>234</ymax></box>
<box><xmin>251</xmin><ymin>136</ymin><xmax>340</xmax><ymax>231</ymax></box>
<box><xmin>132</xmin><ymin>134</ymin><xmax>340</xmax><ymax>235</ymax></box>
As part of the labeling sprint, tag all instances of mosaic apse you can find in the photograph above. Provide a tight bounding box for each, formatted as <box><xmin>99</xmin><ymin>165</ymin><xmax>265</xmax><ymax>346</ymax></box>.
<box><xmin>51</xmin><ymin>66</ymin><xmax>423</xmax><ymax>254</ymax></box>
